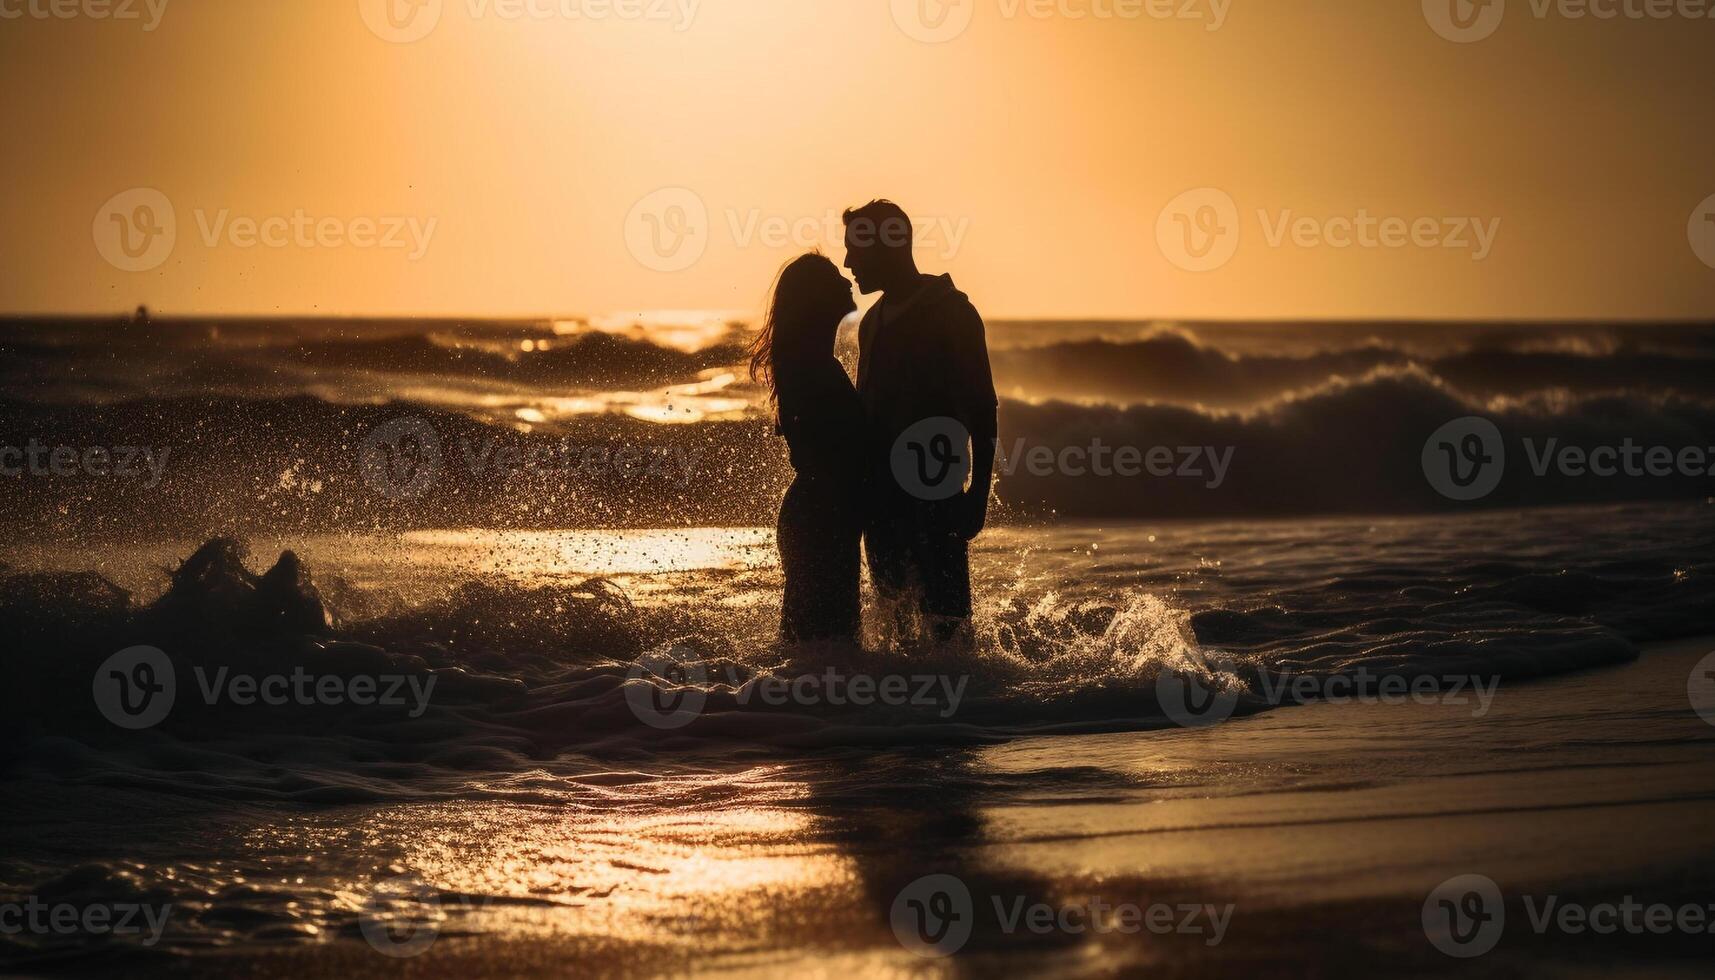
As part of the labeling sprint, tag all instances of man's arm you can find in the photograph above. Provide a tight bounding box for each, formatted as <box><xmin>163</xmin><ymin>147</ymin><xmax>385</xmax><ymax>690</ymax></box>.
<box><xmin>961</xmin><ymin>403</ymin><xmax>998</xmax><ymax>540</ymax></box>
<box><xmin>948</xmin><ymin>304</ymin><xmax>999</xmax><ymax>540</ymax></box>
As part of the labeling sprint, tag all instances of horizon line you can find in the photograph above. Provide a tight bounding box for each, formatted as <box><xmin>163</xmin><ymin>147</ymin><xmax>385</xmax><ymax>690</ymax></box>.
<box><xmin>3</xmin><ymin>311</ymin><xmax>1714</xmax><ymax>327</ymax></box>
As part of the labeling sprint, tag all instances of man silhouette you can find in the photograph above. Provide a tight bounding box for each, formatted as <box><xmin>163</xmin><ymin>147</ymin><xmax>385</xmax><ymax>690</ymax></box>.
<box><xmin>843</xmin><ymin>200</ymin><xmax>998</xmax><ymax>643</ymax></box>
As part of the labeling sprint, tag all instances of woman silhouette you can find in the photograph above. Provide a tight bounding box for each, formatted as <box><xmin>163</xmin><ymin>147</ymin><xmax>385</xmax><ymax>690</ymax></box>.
<box><xmin>749</xmin><ymin>253</ymin><xmax>866</xmax><ymax>643</ymax></box>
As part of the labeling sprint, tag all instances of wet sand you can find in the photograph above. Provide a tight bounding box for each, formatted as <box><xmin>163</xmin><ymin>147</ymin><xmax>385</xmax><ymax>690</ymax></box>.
<box><xmin>159</xmin><ymin>635</ymin><xmax>1715</xmax><ymax>979</ymax></box>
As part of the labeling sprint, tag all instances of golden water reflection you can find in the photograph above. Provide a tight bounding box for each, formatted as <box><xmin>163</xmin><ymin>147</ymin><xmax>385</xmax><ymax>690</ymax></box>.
<box><xmin>398</xmin><ymin>527</ymin><xmax>777</xmax><ymax>579</ymax></box>
<box><xmin>554</xmin><ymin>311</ymin><xmax>744</xmax><ymax>354</ymax></box>
<box><xmin>338</xmin><ymin>789</ymin><xmax>857</xmax><ymax>949</ymax></box>
<box><xmin>390</xmin><ymin>368</ymin><xmax>756</xmax><ymax>429</ymax></box>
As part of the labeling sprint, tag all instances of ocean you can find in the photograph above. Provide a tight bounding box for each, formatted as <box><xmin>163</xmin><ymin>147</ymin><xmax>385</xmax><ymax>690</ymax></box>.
<box><xmin>2</xmin><ymin>314</ymin><xmax>1713</xmax><ymax>973</ymax></box>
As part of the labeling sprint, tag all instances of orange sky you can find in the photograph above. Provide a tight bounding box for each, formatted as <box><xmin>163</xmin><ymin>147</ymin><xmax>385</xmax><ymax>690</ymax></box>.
<box><xmin>1</xmin><ymin>0</ymin><xmax>1711</xmax><ymax>319</ymax></box>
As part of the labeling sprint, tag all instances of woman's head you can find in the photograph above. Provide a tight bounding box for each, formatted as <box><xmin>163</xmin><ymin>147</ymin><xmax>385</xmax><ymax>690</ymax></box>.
<box><xmin>748</xmin><ymin>252</ymin><xmax>856</xmax><ymax>402</ymax></box>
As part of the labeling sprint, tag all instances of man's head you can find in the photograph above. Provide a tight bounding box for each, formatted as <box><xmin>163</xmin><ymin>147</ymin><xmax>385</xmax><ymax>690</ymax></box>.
<box><xmin>842</xmin><ymin>199</ymin><xmax>917</xmax><ymax>295</ymax></box>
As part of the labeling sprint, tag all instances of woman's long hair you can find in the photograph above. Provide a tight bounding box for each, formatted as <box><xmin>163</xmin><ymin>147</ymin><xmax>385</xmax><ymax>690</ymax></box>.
<box><xmin>748</xmin><ymin>252</ymin><xmax>844</xmax><ymax>411</ymax></box>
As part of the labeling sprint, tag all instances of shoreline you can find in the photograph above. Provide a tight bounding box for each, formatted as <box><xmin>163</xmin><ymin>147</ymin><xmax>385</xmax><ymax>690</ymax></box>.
<box><xmin>87</xmin><ymin>635</ymin><xmax>1711</xmax><ymax>978</ymax></box>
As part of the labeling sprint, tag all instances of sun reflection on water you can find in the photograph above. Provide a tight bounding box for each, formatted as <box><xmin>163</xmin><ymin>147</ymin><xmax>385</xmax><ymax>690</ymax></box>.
<box><xmin>398</xmin><ymin>527</ymin><xmax>777</xmax><ymax>579</ymax></box>
<box><xmin>388</xmin><ymin>367</ymin><xmax>756</xmax><ymax>429</ymax></box>
<box><xmin>320</xmin><ymin>779</ymin><xmax>854</xmax><ymax>949</ymax></box>
<box><xmin>554</xmin><ymin>311</ymin><xmax>745</xmax><ymax>354</ymax></box>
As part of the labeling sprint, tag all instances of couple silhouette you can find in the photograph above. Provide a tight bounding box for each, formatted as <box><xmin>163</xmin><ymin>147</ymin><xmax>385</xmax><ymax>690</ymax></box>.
<box><xmin>748</xmin><ymin>200</ymin><xmax>999</xmax><ymax>647</ymax></box>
